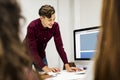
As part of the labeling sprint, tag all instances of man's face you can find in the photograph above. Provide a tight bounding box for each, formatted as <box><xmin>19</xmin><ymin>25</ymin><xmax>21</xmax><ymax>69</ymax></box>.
<box><xmin>40</xmin><ymin>14</ymin><xmax>55</xmax><ymax>29</ymax></box>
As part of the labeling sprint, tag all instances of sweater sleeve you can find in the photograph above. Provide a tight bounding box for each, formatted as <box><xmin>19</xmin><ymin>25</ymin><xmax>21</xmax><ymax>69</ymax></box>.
<box><xmin>26</xmin><ymin>25</ymin><xmax>46</xmax><ymax>68</ymax></box>
<box><xmin>53</xmin><ymin>23</ymin><xmax>68</xmax><ymax>64</ymax></box>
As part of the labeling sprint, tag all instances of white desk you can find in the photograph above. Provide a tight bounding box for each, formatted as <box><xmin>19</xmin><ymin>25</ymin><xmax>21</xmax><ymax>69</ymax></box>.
<box><xmin>45</xmin><ymin>70</ymin><xmax>86</xmax><ymax>80</ymax></box>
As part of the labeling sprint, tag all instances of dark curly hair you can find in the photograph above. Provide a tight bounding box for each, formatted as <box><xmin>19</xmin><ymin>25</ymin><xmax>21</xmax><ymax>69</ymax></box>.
<box><xmin>0</xmin><ymin>0</ymin><xmax>32</xmax><ymax>80</ymax></box>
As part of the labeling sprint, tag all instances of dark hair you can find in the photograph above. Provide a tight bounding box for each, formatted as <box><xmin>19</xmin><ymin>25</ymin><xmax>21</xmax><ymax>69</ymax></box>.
<box><xmin>94</xmin><ymin>0</ymin><xmax>120</xmax><ymax>80</ymax></box>
<box><xmin>0</xmin><ymin>0</ymin><xmax>31</xmax><ymax>80</ymax></box>
<box><xmin>38</xmin><ymin>4</ymin><xmax>55</xmax><ymax>18</ymax></box>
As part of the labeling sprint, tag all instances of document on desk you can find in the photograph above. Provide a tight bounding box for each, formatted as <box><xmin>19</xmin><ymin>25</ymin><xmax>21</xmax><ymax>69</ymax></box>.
<box><xmin>45</xmin><ymin>70</ymin><xmax>86</xmax><ymax>80</ymax></box>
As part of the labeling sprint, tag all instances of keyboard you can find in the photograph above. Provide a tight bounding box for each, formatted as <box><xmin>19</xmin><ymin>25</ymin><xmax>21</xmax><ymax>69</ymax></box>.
<box><xmin>47</xmin><ymin>72</ymin><xmax>60</xmax><ymax>77</ymax></box>
<box><xmin>75</xmin><ymin>70</ymin><xmax>86</xmax><ymax>74</ymax></box>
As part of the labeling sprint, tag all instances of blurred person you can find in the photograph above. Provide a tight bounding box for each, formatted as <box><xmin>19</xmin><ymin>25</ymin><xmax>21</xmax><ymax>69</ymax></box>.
<box><xmin>0</xmin><ymin>0</ymin><xmax>43</xmax><ymax>80</ymax></box>
<box><xmin>94</xmin><ymin>0</ymin><xmax>120</xmax><ymax>80</ymax></box>
<box><xmin>84</xmin><ymin>0</ymin><xmax>120</xmax><ymax>80</ymax></box>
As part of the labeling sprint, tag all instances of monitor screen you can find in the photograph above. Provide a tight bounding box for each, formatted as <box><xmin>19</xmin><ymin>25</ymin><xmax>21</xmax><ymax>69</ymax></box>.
<box><xmin>73</xmin><ymin>27</ymin><xmax>99</xmax><ymax>60</ymax></box>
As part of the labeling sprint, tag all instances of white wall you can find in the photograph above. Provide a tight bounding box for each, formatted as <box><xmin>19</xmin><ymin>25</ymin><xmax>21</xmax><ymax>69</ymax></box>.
<box><xmin>56</xmin><ymin>0</ymin><xmax>75</xmax><ymax>69</ymax></box>
<box><xmin>20</xmin><ymin>0</ymin><xmax>102</xmax><ymax>69</ymax></box>
<box><xmin>79</xmin><ymin>0</ymin><xmax>102</xmax><ymax>28</ymax></box>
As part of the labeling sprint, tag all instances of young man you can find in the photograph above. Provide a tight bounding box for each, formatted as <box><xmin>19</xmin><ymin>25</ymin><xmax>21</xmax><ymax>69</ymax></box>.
<box><xmin>24</xmin><ymin>4</ymin><xmax>79</xmax><ymax>73</ymax></box>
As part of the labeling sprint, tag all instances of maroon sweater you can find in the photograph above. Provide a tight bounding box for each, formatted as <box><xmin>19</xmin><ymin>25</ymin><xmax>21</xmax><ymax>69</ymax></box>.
<box><xmin>25</xmin><ymin>18</ymin><xmax>68</xmax><ymax>68</ymax></box>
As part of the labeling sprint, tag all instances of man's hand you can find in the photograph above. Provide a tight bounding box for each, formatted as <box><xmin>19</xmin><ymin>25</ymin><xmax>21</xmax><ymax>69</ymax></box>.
<box><xmin>42</xmin><ymin>66</ymin><xmax>60</xmax><ymax>73</ymax></box>
<box><xmin>65</xmin><ymin>63</ymin><xmax>82</xmax><ymax>72</ymax></box>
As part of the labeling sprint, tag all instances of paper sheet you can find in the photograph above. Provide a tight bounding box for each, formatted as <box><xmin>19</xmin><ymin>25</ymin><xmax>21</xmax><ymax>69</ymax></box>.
<box><xmin>45</xmin><ymin>70</ymin><xmax>86</xmax><ymax>80</ymax></box>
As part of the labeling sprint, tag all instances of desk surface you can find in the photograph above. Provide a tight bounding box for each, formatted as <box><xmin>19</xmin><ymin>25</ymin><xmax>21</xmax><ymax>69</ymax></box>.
<box><xmin>45</xmin><ymin>70</ymin><xmax>86</xmax><ymax>80</ymax></box>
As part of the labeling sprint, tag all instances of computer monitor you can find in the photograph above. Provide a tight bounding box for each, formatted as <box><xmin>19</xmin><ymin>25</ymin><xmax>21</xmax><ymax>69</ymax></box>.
<box><xmin>73</xmin><ymin>26</ymin><xmax>99</xmax><ymax>60</ymax></box>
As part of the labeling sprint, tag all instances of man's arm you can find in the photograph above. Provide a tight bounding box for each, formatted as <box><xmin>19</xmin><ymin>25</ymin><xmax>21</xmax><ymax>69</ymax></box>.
<box><xmin>26</xmin><ymin>25</ymin><xmax>46</xmax><ymax>69</ymax></box>
<box><xmin>53</xmin><ymin>23</ymin><xmax>82</xmax><ymax>72</ymax></box>
<box><xmin>53</xmin><ymin>23</ymin><xmax>68</xmax><ymax>65</ymax></box>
